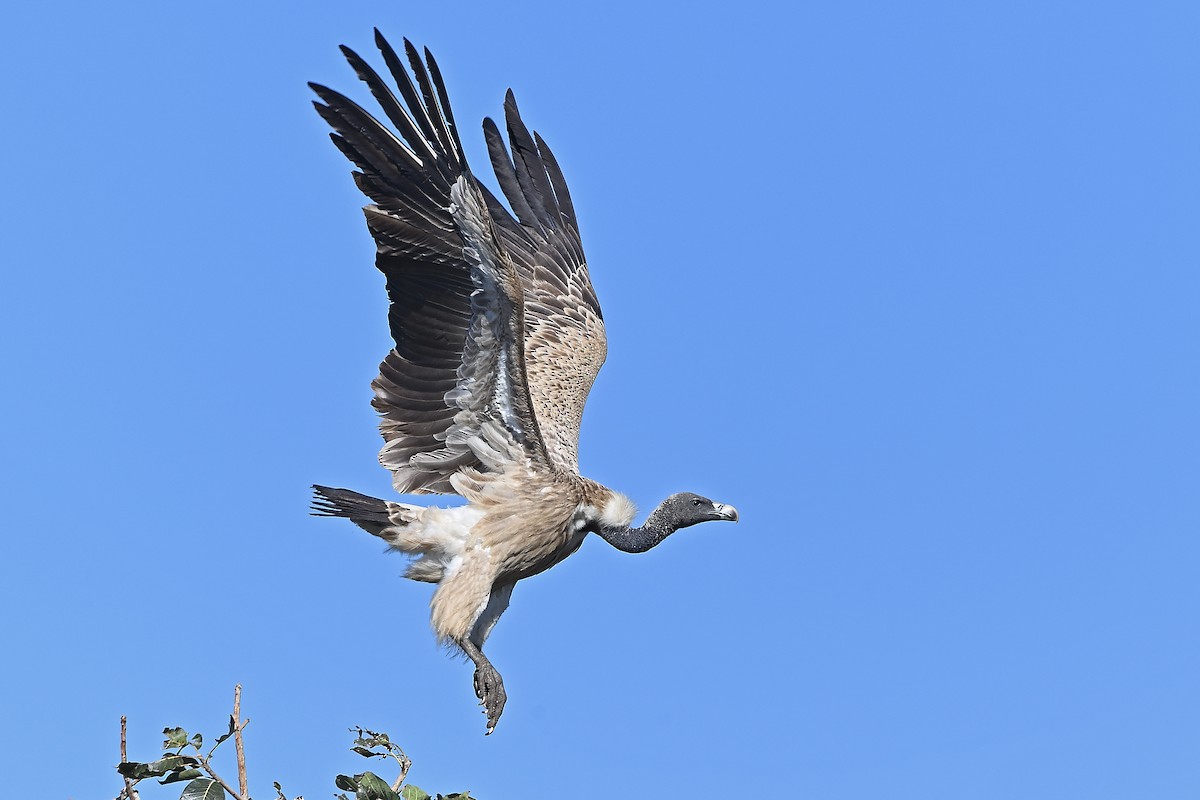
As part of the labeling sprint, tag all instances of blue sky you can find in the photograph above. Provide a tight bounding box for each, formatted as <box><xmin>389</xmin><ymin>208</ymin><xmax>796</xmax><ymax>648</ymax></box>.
<box><xmin>2</xmin><ymin>1</ymin><xmax>1198</xmax><ymax>798</ymax></box>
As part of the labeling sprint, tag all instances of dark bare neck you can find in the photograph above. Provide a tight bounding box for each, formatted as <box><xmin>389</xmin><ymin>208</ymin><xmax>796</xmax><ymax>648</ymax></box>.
<box><xmin>594</xmin><ymin>507</ymin><xmax>677</xmax><ymax>553</ymax></box>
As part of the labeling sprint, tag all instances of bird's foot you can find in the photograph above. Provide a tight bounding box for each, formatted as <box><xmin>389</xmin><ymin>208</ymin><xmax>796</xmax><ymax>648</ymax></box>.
<box><xmin>473</xmin><ymin>663</ymin><xmax>507</xmax><ymax>734</ymax></box>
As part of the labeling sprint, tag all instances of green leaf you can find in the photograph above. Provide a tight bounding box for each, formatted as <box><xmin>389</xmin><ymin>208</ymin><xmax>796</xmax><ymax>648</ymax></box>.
<box><xmin>163</xmin><ymin>727</ymin><xmax>190</xmax><ymax>749</ymax></box>
<box><xmin>273</xmin><ymin>780</ymin><xmax>287</xmax><ymax>800</ymax></box>
<box><xmin>401</xmin><ymin>785</ymin><xmax>431</xmax><ymax>800</ymax></box>
<box><xmin>352</xmin><ymin>728</ymin><xmax>405</xmax><ymax>757</ymax></box>
<box><xmin>179</xmin><ymin>777</ymin><xmax>226</xmax><ymax>800</ymax></box>
<box><xmin>335</xmin><ymin>774</ymin><xmax>359</xmax><ymax>792</ymax></box>
<box><xmin>190</xmin><ymin>732</ymin><xmax>203</xmax><ymax>750</ymax></box>
<box><xmin>155</xmin><ymin>755</ymin><xmax>200</xmax><ymax>773</ymax></box>
<box><xmin>352</xmin><ymin>746</ymin><xmax>379</xmax><ymax>758</ymax></box>
<box><xmin>119</xmin><ymin>755</ymin><xmax>198</xmax><ymax>779</ymax></box>
<box><xmin>161</xmin><ymin>768</ymin><xmax>204</xmax><ymax>785</ymax></box>
<box><xmin>355</xmin><ymin>771</ymin><xmax>401</xmax><ymax>800</ymax></box>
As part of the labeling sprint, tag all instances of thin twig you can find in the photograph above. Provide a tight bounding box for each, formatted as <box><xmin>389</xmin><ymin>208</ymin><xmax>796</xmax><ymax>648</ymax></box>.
<box><xmin>119</xmin><ymin>716</ymin><xmax>139</xmax><ymax>800</ymax></box>
<box><xmin>234</xmin><ymin>684</ymin><xmax>249</xmax><ymax>799</ymax></box>
<box><xmin>195</xmin><ymin>754</ymin><xmax>247</xmax><ymax>800</ymax></box>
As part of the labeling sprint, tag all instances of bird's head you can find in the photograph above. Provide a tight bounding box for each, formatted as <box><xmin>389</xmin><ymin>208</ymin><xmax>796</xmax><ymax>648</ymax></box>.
<box><xmin>653</xmin><ymin>492</ymin><xmax>739</xmax><ymax>531</ymax></box>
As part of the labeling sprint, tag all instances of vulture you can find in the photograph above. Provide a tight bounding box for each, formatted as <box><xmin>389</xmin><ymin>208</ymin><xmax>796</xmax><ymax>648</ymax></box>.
<box><xmin>309</xmin><ymin>31</ymin><xmax>738</xmax><ymax>733</ymax></box>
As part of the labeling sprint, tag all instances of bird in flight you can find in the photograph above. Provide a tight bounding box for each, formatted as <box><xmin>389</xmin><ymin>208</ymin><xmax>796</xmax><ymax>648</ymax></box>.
<box><xmin>309</xmin><ymin>31</ymin><xmax>738</xmax><ymax>734</ymax></box>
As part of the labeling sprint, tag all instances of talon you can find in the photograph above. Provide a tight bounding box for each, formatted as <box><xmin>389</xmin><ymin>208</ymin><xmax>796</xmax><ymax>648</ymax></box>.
<box><xmin>470</xmin><ymin>665</ymin><xmax>507</xmax><ymax>733</ymax></box>
<box><xmin>461</xmin><ymin>640</ymin><xmax>508</xmax><ymax>734</ymax></box>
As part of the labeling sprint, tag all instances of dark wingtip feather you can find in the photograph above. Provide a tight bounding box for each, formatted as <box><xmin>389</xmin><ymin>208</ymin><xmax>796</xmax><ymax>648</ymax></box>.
<box><xmin>398</xmin><ymin>37</ymin><xmax>458</xmax><ymax>170</ymax></box>
<box><xmin>423</xmin><ymin>45</ymin><xmax>467</xmax><ymax>167</ymax></box>
<box><xmin>501</xmin><ymin>90</ymin><xmax>557</xmax><ymax>229</ymax></box>
<box><xmin>534</xmin><ymin>130</ymin><xmax>578</xmax><ymax>226</ymax></box>
<box><xmin>337</xmin><ymin>45</ymin><xmax>374</xmax><ymax>83</ymax></box>
<box><xmin>402</xmin><ymin>37</ymin><xmax>420</xmax><ymax>63</ymax></box>
<box><xmin>372</xmin><ymin>29</ymin><xmax>392</xmax><ymax>60</ymax></box>
<box><xmin>483</xmin><ymin>115</ymin><xmax>538</xmax><ymax>226</ymax></box>
<box><xmin>308</xmin><ymin>82</ymin><xmax>345</xmax><ymax>105</ymax></box>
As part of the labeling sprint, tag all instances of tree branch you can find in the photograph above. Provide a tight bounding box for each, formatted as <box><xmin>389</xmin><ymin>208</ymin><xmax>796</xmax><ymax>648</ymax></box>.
<box><xmin>391</xmin><ymin>752</ymin><xmax>412</xmax><ymax>794</ymax></box>
<box><xmin>118</xmin><ymin>716</ymin><xmax>139</xmax><ymax>800</ymax></box>
<box><xmin>233</xmin><ymin>684</ymin><xmax>249</xmax><ymax>799</ymax></box>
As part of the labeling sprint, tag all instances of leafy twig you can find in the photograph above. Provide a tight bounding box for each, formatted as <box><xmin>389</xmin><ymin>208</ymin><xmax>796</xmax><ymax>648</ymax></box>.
<box><xmin>349</xmin><ymin>727</ymin><xmax>412</xmax><ymax>792</ymax></box>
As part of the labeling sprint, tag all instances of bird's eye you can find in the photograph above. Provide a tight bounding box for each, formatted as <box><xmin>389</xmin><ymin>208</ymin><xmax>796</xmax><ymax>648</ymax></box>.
<box><xmin>692</xmin><ymin>499</ymin><xmax>702</xmax><ymax>506</ymax></box>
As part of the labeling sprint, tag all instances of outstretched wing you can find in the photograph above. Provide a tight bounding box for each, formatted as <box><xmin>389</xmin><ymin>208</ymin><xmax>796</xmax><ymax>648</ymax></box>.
<box><xmin>481</xmin><ymin>95</ymin><xmax>607</xmax><ymax>474</ymax></box>
<box><xmin>310</xmin><ymin>31</ymin><xmax>548</xmax><ymax>494</ymax></box>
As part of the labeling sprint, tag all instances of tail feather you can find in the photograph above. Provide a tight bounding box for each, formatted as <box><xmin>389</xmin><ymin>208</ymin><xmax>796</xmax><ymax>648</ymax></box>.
<box><xmin>311</xmin><ymin>483</ymin><xmax>473</xmax><ymax>585</ymax></box>
<box><xmin>311</xmin><ymin>485</ymin><xmax>392</xmax><ymax>535</ymax></box>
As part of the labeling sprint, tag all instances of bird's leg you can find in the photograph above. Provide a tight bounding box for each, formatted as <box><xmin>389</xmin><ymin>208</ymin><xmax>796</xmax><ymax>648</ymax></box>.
<box><xmin>458</xmin><ymin>636</ymin><xmax>507</xmax><ymax>734</ymax></box>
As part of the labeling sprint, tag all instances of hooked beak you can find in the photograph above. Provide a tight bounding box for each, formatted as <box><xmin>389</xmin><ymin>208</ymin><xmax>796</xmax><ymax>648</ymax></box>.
<box><xmin>714</xmin><ymin>503</ymin><xmax>739</xmax><ymax>522</ymax></box>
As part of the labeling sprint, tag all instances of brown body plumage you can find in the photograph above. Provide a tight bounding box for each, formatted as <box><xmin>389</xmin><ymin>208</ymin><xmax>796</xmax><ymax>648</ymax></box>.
<box><xmin>310</xmin><ymin>32</ymin><xmax>737</xmax><ymax>733</ymax></box>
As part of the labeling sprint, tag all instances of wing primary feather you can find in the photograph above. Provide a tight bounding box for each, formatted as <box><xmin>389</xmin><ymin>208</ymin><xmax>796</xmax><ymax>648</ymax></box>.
<box><xmin>337</xmin><ymin>45</ymin><xmax>436</xmax><ymax>164</ymax></box>
<box><xmin>533</xmin><ymin>131</ymin><xmax>577</xmax><ymax>227</ymax></box>
<box><xmin>402</xmin><ymin>38</ymin><xmax>459</xmax><ymax>171</ymax></box>
<box><xmin>374</xmin><ymin>31</ymin><xmax>446</xmax><ymax>167</ymax></box>
<box><xmin>530</xmin><ymin>132</ymin><xmax>585</xmax><ymax>264</ymax></box>
<box><xmin>314</xmin><ymin>108</ymin><xmax>421</xmax><ymax>204</ymax></box>
<box><xmin>483</xmin><ymin>116</ymin><xmax>540</xmax><ymax>227</ymax></box>
<box><xmin>423</xmin><ymin>47</ymin><xmax>468</xmax><ymax>169</ymax></box>
<box><xmin>503</xmin><ymin>90</ymin><xmax>558</xmax><ymax>230</ymax></box>
<box><xmin>311</xmin><ymin>95</ymin><xmax>451</xmax><ymax>223</ymax></box>
<box><xmin>309</xmin><ymin>84</ymin><xmax>421</xmax><ymax>170</ymax></box>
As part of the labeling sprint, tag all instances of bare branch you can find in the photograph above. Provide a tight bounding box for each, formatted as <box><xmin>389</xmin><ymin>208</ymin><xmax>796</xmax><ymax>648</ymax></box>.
<box><xmin>234</xmin><ymin>684</ymin><xmax>249</xmax><ymax>799</ymax></box>
<box><xmin>117</xmin><ymin>716</ymin><xmax>139</xmax><ymax>800</ymax></box>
